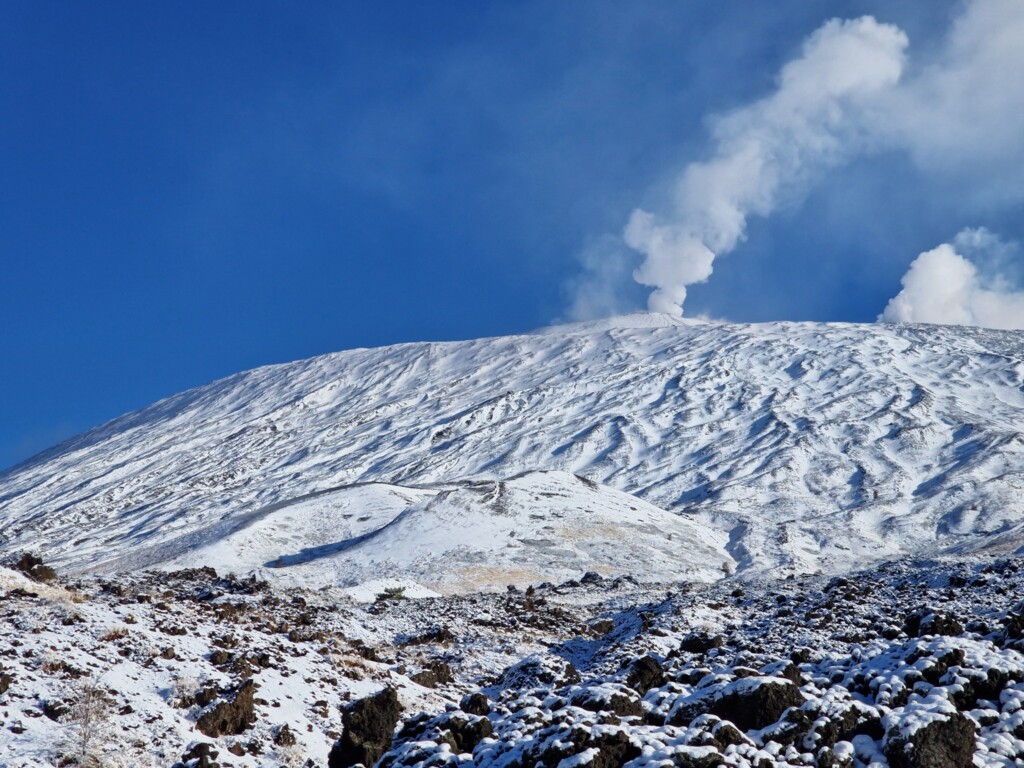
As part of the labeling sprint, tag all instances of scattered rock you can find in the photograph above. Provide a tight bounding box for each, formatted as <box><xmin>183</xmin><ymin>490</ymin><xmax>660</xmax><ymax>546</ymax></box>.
<box><xmin>530</xmin><ymin>725</ymin><xmax>642</xmax><ymax>768</ymax></box>
<box><xmin>195</xmin><ymin>679</ymin><xmax>257</xmax><ymax>737</ymax></box>
<box><xmin>712</xmin><ymin>720</ymin><xmax>751</xmax><ymax>749</ymax></box>
<box><xmin>680</xmin><ymin>633</ymin><xmax>726</xmax><ymax>654</ymax></box>
<box><xmin>177</xmin><ymin>742</ymin><xmax>220</xmax><ymax>768</ymax></box>
<box><xmin>624</xmin><ymin>654</ymin><xmax>666</xmax><ymax>693</ymax></box>
<box><xmin>590</xmin><ymin>618</ymin><xmax>616</xmax><ymax>635</ymax></box>
<box><xmin>11</xmin><ymin>552</ymin><xmax>57</xmax><ymax>583</ymax></box>
<box><xmin>42</xmin><ymin>699</ymin><xmax>69</xmax><ymax>721</ymax></box>
<box><xmin>444</xmin><ymin>713</ymin><xmax>493</xmax><ymax>753</ymax></box>
<box><xmin>701</xmin><ymin>677</ymin><xmax>805</xmax><ymax>731</ymax></box>
<box><xmin>273</xmin><ymin>723</ymin><xmax>297</xmax><ymax>747</ymax></box>
<box><xmin>903</xmin><ymin>609</ymin><xmax>963</xmax><ymax>638</ymax></box>
<box><xmin>460</xmin><ymin>692</ymin><xmax>490</xmax><ymax>716</ymax></box>
<box><xmin>884</xmin><ymin>712</ymin><xmax>975</xmax><ymax>768</ymax></box>
<box><xmin>328</xmin><ymin>687</ymin><xmax>402</xmax><ymax>768</ymax></box>
<box><xmin>570</xmin><ymin>685</ymin><xmax>643</xmax><ymax>718</ymax></box>
<box><xmin>498</xmin><ymin>656</ymin><xmax>581</xmax><ymax>689</ymax></box>
<box><xmin>409</xmin><ymin>660</ymin><xmax>453</xmax><ymax>689</ymax></box>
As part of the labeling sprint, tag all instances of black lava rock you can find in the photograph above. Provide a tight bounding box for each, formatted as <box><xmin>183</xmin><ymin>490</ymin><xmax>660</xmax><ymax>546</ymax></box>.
<box><xmin>328</xmin><ymin>687</ymin><xmax>402</xmax><ymax>768</ymax></box>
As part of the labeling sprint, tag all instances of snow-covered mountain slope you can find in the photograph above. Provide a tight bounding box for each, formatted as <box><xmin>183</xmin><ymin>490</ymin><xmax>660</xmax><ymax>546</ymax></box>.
<box><xmin>166</xmin><ymin>471</ymin><xmax>730</xmax><ymax>592</ymax></box>
<box><xmin>1</xmin><ymin>314</ymin><xmax>1023</xmax><ymax>585</ymax></box>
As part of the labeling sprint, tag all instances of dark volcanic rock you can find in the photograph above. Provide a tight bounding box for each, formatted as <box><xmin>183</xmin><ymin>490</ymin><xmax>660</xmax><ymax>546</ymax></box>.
<box><xmin>177</xmin><ymin>742</ymin><xmax>220</xmax><ymax>768</ymax></box>
<box><xmin>460</xmin><ymin>692</ymin><xmax>491</xmax><ymax>716</ymax></box>
<box><xmin>11</xmin><ymin>552</ymin><xmax>57</xmax><ymax>583</ymax></box>
<box><xmin>570</xmin><ymin>686</ymin><xmax>643</xmax><ymax>718</ymax></box>
<box><xmin>534</xmin><ymin>726</ymin><xmax>642</xmax><ymax>768</ymax></box>
<box><xmin>42</xmin><ymin>699</ymin><xmax>69</xmax><ymax>721</ymax></box>
<box><xmin>680</xmin><ymin>633</ymin><xmax>725</xmax><ymax>654</ymax></box>
<box><xmin>409</xmin><ymin>660</ymin><xmax>453</xmax><ymax>689</ymax></box>
<box><xmin>328</xmin><ymin>687</ymin><xmax>402</xmax><ymax>768</ymax></box>
<box><xmin>195</xmin><ymin>679</ymin><xmax>257</xmax><ymax>737</ymax></box>
<box><xmin>884</xmin><ymin>712</ymin><xmax>975</xmax><ymax>768</ymax></box>
<box><xmin>671</xmin><ymin>750</ymin><xmax>725</xmax><ymax>768</ymax></box>
<box><xmin>708</xmin><ymin>677</ymin><xmax>805</xmax><ymax>731</ymax></box>
<box><xmin>444</xmin><ymin>713</ymin><xmax>494</xmax><ymax>754</ymax></box>
<box><xmin>624</xmin><ymin>654</ymin><xmax>666</xmax><ymax>693</ymax></box>
<box><xmin>903</xmin><ymin>609</ymin><xmax>963</xmax><ymax>638</ymax></box>
<box><xmin>498</xmin><ymin>656</ymin><xmax>581</xmax><ymax>689</ymax></box>
<box><xmin>273</xmin><ymin>723</ymin><xmax>296</xmax><ymax>747</ymax></box>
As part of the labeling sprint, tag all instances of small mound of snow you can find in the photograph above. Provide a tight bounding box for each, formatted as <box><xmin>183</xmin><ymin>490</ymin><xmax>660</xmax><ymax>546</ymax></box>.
<box><xmin>343</xmin><ymin>579</ymin><xmax>441</xmax><ymax>603</ymax></box>
<box><xmin>0</xmin><ymin>566</ymin><xmax>80</xmax><ymax>604</ymax></box>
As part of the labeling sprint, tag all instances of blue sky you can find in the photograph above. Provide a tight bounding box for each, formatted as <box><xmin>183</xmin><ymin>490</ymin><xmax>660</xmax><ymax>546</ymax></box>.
<box><xmin>2</xmin><ymin>1</ymin><xmax>1023</xmax><ymax>468</ymax></box>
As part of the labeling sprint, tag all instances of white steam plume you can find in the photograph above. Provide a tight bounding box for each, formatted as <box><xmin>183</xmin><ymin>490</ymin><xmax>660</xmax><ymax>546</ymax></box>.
<box><xmin>884</xmin><ymin>0</ymin><xmax>1024</xmax><ymax>203</ymax></box>
<box><xmin>603</xmin><ymin>0</ymin><xmax>1024</xmax><ymax>320</ymax></box>
<box><xmin>626</xmin><ymin>17</ymin><xmax>908</xmax><ymax>316</ymax></box>
<box><xmin>880</xmin><ymin>229</ymin><xmax>1024</xmax><ymax>330</ymax></box>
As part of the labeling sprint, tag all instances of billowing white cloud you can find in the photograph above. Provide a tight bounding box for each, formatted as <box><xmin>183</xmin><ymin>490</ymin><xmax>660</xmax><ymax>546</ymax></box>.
<box><xmin>611</xmin><ymin>0</ymin><xmax>1024</xmax><ymax>320</ymax></box>
<box><xmin>880</xmin><ymin>230</ymin><xmax>1024</xmax><ymax>330</ymax></box>
<box><xmin>624</xmin><ymin>17</ymin><xmax>908</xmax><ymax>317</ymax></box>
<box><xmin>885</xmin><ymin>0</ymin><xmax>1024</xmax><ymax>201</ymax></box>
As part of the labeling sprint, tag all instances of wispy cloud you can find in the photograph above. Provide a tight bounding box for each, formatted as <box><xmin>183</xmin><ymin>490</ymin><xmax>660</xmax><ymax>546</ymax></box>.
<box><xmin>564</xmin><ymin>235</ymin><xmax>641</xmax><ymax>321</ymax></box>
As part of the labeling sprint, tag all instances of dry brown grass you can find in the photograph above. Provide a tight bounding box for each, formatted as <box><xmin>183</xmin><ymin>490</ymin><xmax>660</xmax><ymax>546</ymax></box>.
<box><xmin>98</xmin><ymin>626</ymin><xmax>129</xmax><ymax>642</ymax></box>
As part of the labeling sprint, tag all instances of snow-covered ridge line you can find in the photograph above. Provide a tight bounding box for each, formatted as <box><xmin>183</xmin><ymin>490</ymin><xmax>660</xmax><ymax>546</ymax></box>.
<box><xmin>0</xmin><ymin>315</ymin><xmax>1022</xmax><ymax>585</ymax></box>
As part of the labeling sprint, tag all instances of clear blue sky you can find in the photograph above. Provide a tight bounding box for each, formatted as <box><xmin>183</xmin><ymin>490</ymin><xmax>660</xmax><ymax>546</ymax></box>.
<box><xmin>2</xmin><ymin>1</ymin><xmax>1021</xmax><ymax>468</ymax></box>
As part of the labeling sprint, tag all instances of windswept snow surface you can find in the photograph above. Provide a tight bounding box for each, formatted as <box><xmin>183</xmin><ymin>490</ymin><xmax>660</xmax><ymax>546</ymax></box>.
<box><xmin>1</xmin><ymin>314</ymin><xmax>1023</xmax><ymax>587</ymax></box>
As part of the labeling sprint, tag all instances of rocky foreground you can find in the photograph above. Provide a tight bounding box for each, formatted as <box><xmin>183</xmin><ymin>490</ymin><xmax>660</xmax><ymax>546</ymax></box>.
<box><xmin>1</xmin><ymin>555</ymin><xmax>1024</xmax><ymax>767</ymax></box>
